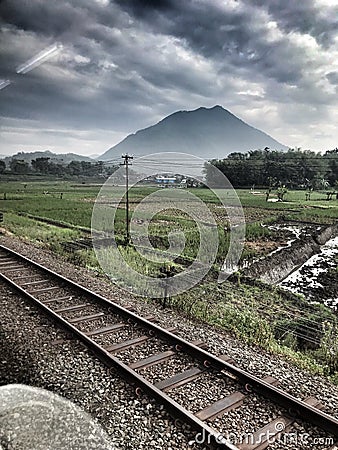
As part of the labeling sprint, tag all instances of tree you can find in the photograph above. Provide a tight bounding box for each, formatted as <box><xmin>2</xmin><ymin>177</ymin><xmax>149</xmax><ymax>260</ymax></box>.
<box><xmin>324</xmin><ymin>149</ymin><xmax>338</xmax><ymax>187</ymax></box>
<box><xmin>0</xmin><ymin>160</ymin><xmax>5</xmax><ymax>173</ymax></box>
<box><xmin>207</xmin><ymin>148</ymin><xmax>336</xmax><ymax>190</ymax></box>
<box><xmin>31</xmin><ymin>157</ymin><xmax>51</xmax><ymax>173</ymax></box>
<box><xmin>277</xmin><ymin>186</ymin><xmax>287</xmax><ymax>201</ymax></box>
<box><xmin>10</xmin><ymin>159</ymin><xmax>29</xmax><ymax>174</ymax></box>
<box><xmin>320</xmin><ymin>178</ymin><xmax>330</xmax><ymax>190</ymax></box>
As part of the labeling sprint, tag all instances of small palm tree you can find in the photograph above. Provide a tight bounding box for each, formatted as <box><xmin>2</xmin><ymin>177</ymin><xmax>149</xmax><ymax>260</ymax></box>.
<box><xmin>320</xmin><ymin>178</ymin><xmax>330</xmax><ymax>190</ymax></box>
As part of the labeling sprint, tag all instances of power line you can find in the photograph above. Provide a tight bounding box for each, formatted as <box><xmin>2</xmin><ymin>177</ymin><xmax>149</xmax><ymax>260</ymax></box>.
<box><xmin>100</xmin><ymin>156</ymin><xmax>338</xmax><ymax>162</ymax></box>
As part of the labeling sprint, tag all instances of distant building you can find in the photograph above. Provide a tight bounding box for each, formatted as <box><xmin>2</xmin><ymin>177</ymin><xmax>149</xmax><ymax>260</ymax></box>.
<box><xmin>155</xmin><ymin>175</ymin><xmax>177</xmax><ymax>185</ymax></box>
<box><xmin>142</xmin><ymin>174</ymin><xmax>194</xmax><ymax>188</ymax></box>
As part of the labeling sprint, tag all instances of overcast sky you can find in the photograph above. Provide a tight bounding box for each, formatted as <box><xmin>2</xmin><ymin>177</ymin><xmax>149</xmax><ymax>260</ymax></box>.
<box><xmin>0</xmin><ymin>0</ymin><xmax>337</xmax><ymax>157</ymax></box>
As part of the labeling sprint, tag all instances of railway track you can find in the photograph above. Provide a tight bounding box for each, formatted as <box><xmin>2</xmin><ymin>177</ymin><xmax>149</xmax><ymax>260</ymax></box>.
<box><xmin>0</xmin><ymin>243</ymin><xmax>337</xmax><ymax>449</ymax></box>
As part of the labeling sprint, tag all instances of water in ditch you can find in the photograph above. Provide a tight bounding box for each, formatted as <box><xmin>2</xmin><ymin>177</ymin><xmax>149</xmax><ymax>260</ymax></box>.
<box><xmin>279</xmin><ymin>236</ymin><xmax>338</xmax><ymax>310</ymax></box>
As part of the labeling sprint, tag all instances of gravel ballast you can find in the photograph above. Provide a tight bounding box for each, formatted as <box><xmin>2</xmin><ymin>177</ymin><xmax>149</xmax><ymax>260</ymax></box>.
<box><xmin>0</xmin><ymin>285</ymin><xmax>197</xmax><ymax>450</ymax></box>
<box><xmin>1</xmin><ymin>235</ymin><xmax>337</xmax><ymax>449</ymax></box>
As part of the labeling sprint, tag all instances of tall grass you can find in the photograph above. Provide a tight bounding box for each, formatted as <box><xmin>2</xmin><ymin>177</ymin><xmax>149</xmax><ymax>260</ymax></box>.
<box><xmin>168</xmin><ymin>279</ymin><xmax>338</xmax><ymax>382</ymax></box>
<box><xmin>3</xmin><ymin>213</ymin><xmax>82</xmax><ymax>245</ymax></box>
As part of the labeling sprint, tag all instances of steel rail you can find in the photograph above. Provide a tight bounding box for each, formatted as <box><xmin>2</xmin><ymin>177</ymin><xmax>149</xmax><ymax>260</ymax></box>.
<box><xmin>1</xmin><ymin>243</ymin><xmax>337</xmax><ymax>440</ymax></box>
<box><xmin>0</xmin><ymin>258</ymin><xmax>237</xmax><ymax>449</ymax></box>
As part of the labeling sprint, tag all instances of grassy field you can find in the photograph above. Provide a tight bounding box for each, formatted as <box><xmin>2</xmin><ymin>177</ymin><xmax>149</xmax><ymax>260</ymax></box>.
<box><xmin>0</xmin><ymin>180</ymin><xmax>337</xmax><ymax>270</ymax></box>
<box><xmin>0</xmin><ymin>180</ymin><xmax>337</xmax><ymax>274</ymax></box>
<box><xmin>1</xmin><ymin>180</ymin><xmax>337</xmax><ymax>230</ymax></box>
<box><xmin>0</xmin><ymin>179</ymin><xmax>337</xmax><ymax>382</ymax></box>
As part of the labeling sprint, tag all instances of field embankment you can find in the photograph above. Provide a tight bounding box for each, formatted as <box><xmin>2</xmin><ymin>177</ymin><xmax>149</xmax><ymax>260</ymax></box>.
<box><xmin>243</xmin><ymin>223</ymin><xmax>338</xmax><ymax>283</ymax></box>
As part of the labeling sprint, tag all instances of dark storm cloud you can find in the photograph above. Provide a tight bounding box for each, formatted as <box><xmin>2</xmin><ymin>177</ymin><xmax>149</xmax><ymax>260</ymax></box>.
<box><xmin>0</xmin><ymin>1</ymin><xmax>82</xmax><ymax>38</ymax></box>
<box><xmin>117</xmin><ymin>0</ymin><xmax>257</xmax><ymax>60</ymax></box>
<box><xmin>120</xmin><ymin>0</ymin><xmax>338</xmax><ymax>48</ymax></box>
<box><xmin>326</xmin><ymin>71</ymin><xmax>338</xmax><ymax>85</ymax></box>
<box><xmin>0</xmin><ymin>0</ymin><xmax>337</xmax><ymax>155</ymax></box>
<box><xmin>116</xmin><ymin>0</ymin><xmax>337</xmax><ymax>86</ymax></box>
<box><xmin>114</xmin><ymin>0</ymin><xmax>174</xmax><ymax>16</ymax></box>
<box><xmin>1</xmin><ymin>0</ymin><xmax>226</xmax><ymax>129</ymax></box>
<box><xmin>247</xmin><ymin>0</ymin><xmax>338</xmax><ymax>47</ymax></box>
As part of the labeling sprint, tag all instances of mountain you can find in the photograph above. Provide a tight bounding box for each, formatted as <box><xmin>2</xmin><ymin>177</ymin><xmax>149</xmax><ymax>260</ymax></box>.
<box><xmin>2</xmin><ymin>150</ymin><xmax>94</xmax><ymax>165</ymax></box>
<box><xmin>100</xmin><ymin>105</ymin><xmax>288</xmax><ymax>161</ymax></box>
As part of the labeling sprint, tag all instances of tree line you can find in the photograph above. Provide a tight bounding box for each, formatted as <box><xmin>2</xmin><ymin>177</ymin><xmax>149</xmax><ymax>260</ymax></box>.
<box><xmin>0</xmin><ymin>157</ymin><xmax>117</xmax><ymax>177</ymax></box>
<box><xmin>2</xmin><ymin>148</ymin><xmax>338</xmax><ymax>189</ymax></box>
<box><xmin>207</xmin><ymin>148</ymin><xmax>338</xmax><ymax>189</ymax></box>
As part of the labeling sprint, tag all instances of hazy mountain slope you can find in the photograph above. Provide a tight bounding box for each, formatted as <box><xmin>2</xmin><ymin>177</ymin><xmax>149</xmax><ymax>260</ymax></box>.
<box><xmin>100</xmin><ymin>106</ymin><xmax>287</xmax><ymax>160</ymax></box>
<box><xmin>3</xmin><ymin>150</ymin><xmax>93</xmax><ymax>165</ymax></box>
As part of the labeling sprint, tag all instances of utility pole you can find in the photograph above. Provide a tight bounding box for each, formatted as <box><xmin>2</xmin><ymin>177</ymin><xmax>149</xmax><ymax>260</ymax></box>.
<box><xmin>159</xmin><ymin>265</ymin><xmax>176</xmax><ymax>308</ymax></box>
<box><xmin>121</xmin><ymin>154</ymin><xmax>133</xmax><ymax>244</ymax></box>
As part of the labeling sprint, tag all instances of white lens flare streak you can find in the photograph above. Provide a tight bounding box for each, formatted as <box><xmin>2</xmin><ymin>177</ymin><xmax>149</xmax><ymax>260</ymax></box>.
<box><xmin>16</xmin><ymin>43</ymin><xmax>63</xmax><ymax>74</ymax></box>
